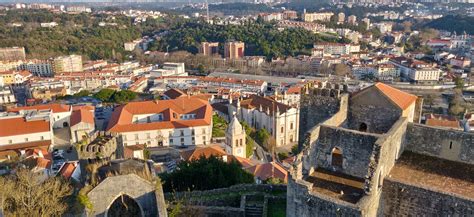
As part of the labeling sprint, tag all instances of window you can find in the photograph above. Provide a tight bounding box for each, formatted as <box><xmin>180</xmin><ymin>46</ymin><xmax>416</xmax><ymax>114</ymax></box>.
<box><xmin>169</xmin><ymin>139</ymin><xmax>173</xmax><ymax>144</ymax></box>
<box><xmin>146</xmin><ymin>133</ymin><xmax>151</xmax><ymax>139</ymax></box>
<box><xmin>25</xmin><ymin>138</ymin><xmax>28</xmax><ymax>142</ymax></box>
<box><xmin>40</xmin><ymin>136</ymin><xmax>44</xmax><ymax>140</ymax></box>
<box><xmin>281</xmin><ymin>127</ymin><xmax>284</xmax><ymax>133</ymax></box>
<box><xmin>290</xmin><ymin>123</ymin><xmax>294</xmax><ymax>130</ymax></box>
<box><xmin>240</xmin><ymin>139</ymin><xmax>243</xmax><ymax>146</ymax></box>
<box><xmin>331</xmin><ymin>147</ymin><xmax>343</xmax><ymax>168</ymax></box>
<box><xmin>192</xmin><ymin>129</ymin><xmax>195</xmax><ymax>135</ymax></box>
<box><xmin>202</xmin><ymin>129</ymin><xmax>206</xmax><ymax>134</ymax></box>
<box><xmin>359</xmin><ymin>123</ymin><xmax>368</xmax><ymax>132</ymax></box>
<box><xmin>147</xmin><ymin>116</ymin><xmax>151</xmax><ymax>123</ymax></box>
<box><xmin>180</xmin><ymin>130</ymin><xmax>184</xmax><ymax>136</ymax></box>
<box><xmin>135</xmin><ymin>134</ymin><xmax>139</xmax><ymax>140</ymax></box>
<box><xmin>134</xmin><ymin>117</ymin><xmax>138</xmax><ymax>123</ymax></box>
<box><xmin>449</xmin><ymin>141</ymin><xmax>453</xmax><ymax>149</ymax></box>
<box><xmin>124</xmin><ymin>143</ymin><xmax>128</xmax><ymax>146</ymax></box>
<box><xmin>180</xmin><ymin>138</ymin><xmax>184</xmax><ymax>143</ymax></box>
<box><xmin>235</xmin><ymin>139</ymin><xmax>238</xmax><ymax>146</ymax></box>
<box><xmin>8</xmin><ymin>140</ymin><xmax>12</xmax><ymax>144</ymax></box>
<box><xmin>158</xmin><ymin>141</ymin><xmax>163</xmax><ymax>147</ymax></box>
<box><xmin>123</xmin><ymin>135</ymin><xmax>127</xmax><ymax>140</ymax></box>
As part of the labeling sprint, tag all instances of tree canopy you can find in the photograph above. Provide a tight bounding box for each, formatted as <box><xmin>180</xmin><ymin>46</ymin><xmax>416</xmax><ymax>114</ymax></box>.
<box><xmin>160</xmin><ymin>155</ymin><xmax>254</xmax><ymax>192</ymax></box>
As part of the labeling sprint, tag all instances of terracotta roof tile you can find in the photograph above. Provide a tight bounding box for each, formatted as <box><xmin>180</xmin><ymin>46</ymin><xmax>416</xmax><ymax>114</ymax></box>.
<box><xmin>366</xmin><ymin>83</ymin><xmax>417</xmax><ymax>110</ymax></box>
<box><xmin>246</xmin><ymin>162</ymin><xmax>288</xmax><ymax>182</ymax></box>
<box><xmin>58</xmin><ymin>162</ymin><xmax>77</xmax><ymax>180</ymax></box>
<box><xmin>107</xmin><ymin>98</ymin><xmax>212</xmax><ymax>133</ymax></box>
<box><xmin>0</xmin><ymin>117</ymin><xmax>51</xmax><ymax>137</ymax></box>
<box><xmin>8</xmin><ymin>103</ymin><xmax>71</xmax><ymax>113</ymax></box>
<box><xmin>181</xmin><ymin>145</ymin><xmax>226</xmax><ymax>161</ymax></box>
<box><xmin>70</xmin><ymin>109</ymin><xmax>95</xmax><ymax>126</ymax></box>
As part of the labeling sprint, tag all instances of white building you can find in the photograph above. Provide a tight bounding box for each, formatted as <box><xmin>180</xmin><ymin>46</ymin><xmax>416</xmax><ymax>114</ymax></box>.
<box><xmin>225</xmin><ymin>114</ymin><xmax>246</xmax><ymax>158</ymax></box>
<box><xmin>53</xmin><ymin>55</ymin><xmax>83</xmax><ymax>73</ymax></box>
<box><xmin>70</xmin><ymin>107</ymin><xmax>95</xmax><ymax>143</ymax></box>
<box><xmin>8</xmin><ymin>104</ymin><xmax>72</xmax><ymax>129</ymax></box>
<box><xmin>228</xmin><ymin>95</ymin><xmax>299</xmax><ymax>147</ymax></box>
<box><xmin>19</xmin><ymin>60</ymin><xmax>54</xmax><ymax>77</ymax></box>
<box><xmin>150</xmin><ymin>62</ymin><xmax>187</xmax><ymax>77</ymax></box>
<box><xmin>0</xmin><ymin>110</ymin><xmax>53</xmax><ymax>159</ymax></box>
<box><xmin>303</xmin><ymin>12</ymin><xmax>334</xmax><ymax>22</ymax></box>
<box><xmin>314</xmin><ymin>43</ymin><xmax>360</xmax><ymax>55</ymax></box>
<box><xmin>107</xmin><ymin>97</ymin><xmax>213</xmax><ymax>148</ymax></box>
<box><xmin>0</xmin><ymin>86</ymin><xmax>16</xmax><ymax>105</ymax></box>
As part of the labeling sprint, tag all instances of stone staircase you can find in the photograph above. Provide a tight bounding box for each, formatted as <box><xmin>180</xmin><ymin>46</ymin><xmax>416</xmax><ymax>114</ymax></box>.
<box><xmin>245</xmin><ymin>203</ymin><xmax>264</xmax><ymax>217</ymax></box>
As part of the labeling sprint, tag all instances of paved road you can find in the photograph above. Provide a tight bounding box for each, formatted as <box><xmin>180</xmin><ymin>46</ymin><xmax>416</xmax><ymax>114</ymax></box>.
<box><xmin>209</xmin><ymin>72</ymin><xmax>322</xmax><ymax>84</ymax></box>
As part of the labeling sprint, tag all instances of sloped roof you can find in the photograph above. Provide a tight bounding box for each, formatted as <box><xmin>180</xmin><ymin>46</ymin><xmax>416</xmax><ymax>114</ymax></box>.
<box><xmin>238</xmin><ymin>95</ymin><xmax>292</xmax><ymax>115</ymax></box>
<box><xmin>425</xmin><ymin>114</ymin><xmax>461</xmax><ymax>129</ymax></box>
<box><xmin>163</xmin><ymin>88</ymin><xmax>187</xmax><ymax>99</ymax></box>
<box><xmin>107</xmin><ymin>98</ymin><xmax>212</xmax><ymax>133</ymax></box>
<box><xmin>246</xmin><ymin>162</ymin><xmax>288</xmax><ymax>182</ymax></box>
<box><xmin>8</xmin><ymin>103</ymin><xmax>71</xmax><ymax>113</ymax></box>
<box><xmin>181</xmin><ymin>145</ymin><xmax>227</xmax><ymax>161</ymax></box>
<box><xmin>353</xmin><ymin>83</ymin><xmax>417</xmax><ymax>110</ymax></box>
<box><xmin>0</xmin><ymin>117</ymin><xmax>51</xmax><ymax>137</ymax></box>
<box><xmin>70</xmin><ymin>109</ymin><xmax>95</xmax><ymax>126</ymax></box>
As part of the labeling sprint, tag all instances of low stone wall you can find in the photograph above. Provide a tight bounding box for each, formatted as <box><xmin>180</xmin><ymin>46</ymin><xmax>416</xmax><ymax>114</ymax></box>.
<box><xmin>177</xmin><ymin>205</ymin><xmax>245</xmax><ymax>217</ymax></box>
<box><xmin>286</xmin><ymin>178</ymin><xmax>361</xmax><ymax>217</ymax></box>
<box><xmin>382</xmin><ymin>178</ymin><xmax>474</xmax><ymax>216</ymax></box>
<box><xmin>405</xmin><ymin>123</ymin><xmax>474</xmax><ymax>164</ymax></box>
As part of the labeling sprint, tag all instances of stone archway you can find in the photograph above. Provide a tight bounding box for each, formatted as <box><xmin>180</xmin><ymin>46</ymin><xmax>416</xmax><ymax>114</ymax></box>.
<box><xmin>105</xmin><ymin>193</ymin><xmax>144</xmax><ymax>217</ymax></box>
<box><xmin>87</xmin><ymin>174</ymin><xmax>167</xmax><ymax>217</ymax></box>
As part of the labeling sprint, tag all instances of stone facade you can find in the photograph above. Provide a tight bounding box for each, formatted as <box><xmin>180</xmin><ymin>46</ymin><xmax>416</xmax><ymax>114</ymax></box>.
<box><xmin>298</xmin><ymin>82</ymin><xmax>347</xmax><ymax>149</ymax></box>
<box><xmin>87</xmin><ymin>173</ymin><xmax>167</xmax><ymax>217</ymax></box>
<box><xmin>382</xmin><ymin>178</ymin><xmax>474</xmax><ymax>216</ymax></box>
<box><xmin>287</xmin><ymin>83</ymin><xmax>474</xmax><ymax>217</ymax></box>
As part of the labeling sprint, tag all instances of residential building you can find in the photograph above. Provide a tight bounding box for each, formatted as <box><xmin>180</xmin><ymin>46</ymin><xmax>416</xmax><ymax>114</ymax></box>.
<box><xmin>52</xmin><ymin>55</ymin><xmax>83</xmax><ymax>73</ymax></box>
<box><xmin>124</xmin><ymin>40</ymin><xmax>142</xmax><ymax>51</ymax></box>
<box><xmin>338</xmin><ymin>12</ymin><xmax>345</xmax><ymax>23</ymax></box>
<box><xmin>199</xmin><ymin>42</ymin><xmax>219</xmax><ymax>56</ymax></box>
<box><xmin>261</xmin><ymin>13</ymin><xmax>283</xmax><ymax>22</ymax></box>
<box><xmin>8</xmin><ymin>104</ymin><xmax>72</xmax><ymax>129</ymax></box>
<box><xmin>303</xmin><ymin>12</ymin><xmax>334</xmax><ymax>22</ymax></box>
<box><xmin>228</xmin><ymin>95</ymin><xmax>299</xmax><ymax>147</ymax></box>
<box><xmin>150</xmin><ymin>62</ymin><xmax>187</xmax><ymax>77</ymax></box>
<box><xmin>374</xmin><ymin>22</ymin><xmax>392</xmax><ymax>34</ymax></box>
<box><xmin>390</xmin><ymin>57</ymin><xmax>441</xmax><ymax>82</ymax></box>
<box><xmin>376</xmin><ymin>64</ymin><xmax>400</xmax><ymax>80</ymax></box>
<box><xmin>450</xmin><ymin>57</ymin><xmax>471</xmax><ymax>68</ymax></box>
<box><xmin>314</xmin><ymin>43</ymin><xmax>360</xmax><ymax>55</ymax></box>
<box><xmin>0</xmin><ymin>110</ymin><xmax>53</xmax><ymax>160</ymax></box>
<box><xmin>225</xmin><ymin>115</ymin><xmax>246</xmax><ymax>158</ymax></box>
<box><xmin>19</xmin><ymin>59</ymin><xmax>54</xmax><ymax>77</ymax></box>
<box><xmin>362</xmin><ymin>18</ymin><xmax>370</xmax><ymax>30</ymax></box>
<box><xmin>106</xmin><ymin>97</ymin><xmax>213</xmax><ymax>148</ymax></box>
<box><xmin>348</xmin><ymin>15</ymin><xmax>357</xmax><ymax>25</ymax></box>
<box><xmin>0</xmin><ymin>70</ymin><xmax>32</xmax><ymax>85</ymax></box>
<box><xmin>0</xmin><ymin>86</ymin><xmax>16</xmax><ymax>105</ymax></box>
<box><xmin>0</xmin><ymin>47</ymin><xmax>26</xmax><ymax>61</ymax></box>
<box><xmin>0</xmin><ymin>60</ymin><xmax>23</xmax><ymax>72</ymax></box>
<box><xmin>246</xmin><ymin>162</ymin><xmax>288</xmax><ymax>184</ymax></box>
<box><xmin>70</xmin><ymin>106</ymin><xmax>95</xmax><ymax>143</ymax></box>
<box><xmin>282</xmin><ymin>10</ymin><xmax>298</xmax><ymax>20</ymax></box>
<box><xmin>224</xmin><ymin>41</ymin><xmax>245</xmax><ymax>59</ymax></box>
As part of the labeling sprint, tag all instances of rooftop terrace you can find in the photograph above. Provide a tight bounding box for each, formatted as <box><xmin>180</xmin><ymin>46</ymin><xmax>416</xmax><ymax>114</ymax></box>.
<box><xmin>388</xmin><ymin>151</ymin><xmax>474</xmax><ymax>199</ymax></box>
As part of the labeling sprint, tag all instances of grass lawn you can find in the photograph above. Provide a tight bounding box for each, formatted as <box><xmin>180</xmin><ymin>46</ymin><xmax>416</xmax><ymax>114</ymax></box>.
<box><xmin>267</xmin><ymin>199</ymin><xmax>286</xmax><ymax>217</ymax></box>
<box><xmin>212</xmin><ymin>114</ymin><xmax>228</xmax><ymax>137</ymax></box>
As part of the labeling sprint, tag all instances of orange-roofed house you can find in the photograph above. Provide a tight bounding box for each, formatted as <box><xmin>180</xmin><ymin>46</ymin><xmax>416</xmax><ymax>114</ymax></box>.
<box><xmin>107</xmin><ymin>98</ymin><xmax>213</xmax><ymax>148</ymax></box>
<box><xmin>425</xmin><ymin>114</ymin><xmax>461</xmax><ymax>130</ymax></box>
<box><xmin>58</xmin><ymin>161</ymin><xmax>81</xmax><ymax>182</ymax></box>
<box><xmin>350</xmin><ymin>82</ymin><xmax>419</xmax><ymax>134</ymax></box>
<box><xmin>0</xmin><ymin>110</ymin><xmax>53</xmax><ymax>160</ymax></box>
<box><xmin>245</xmin><ymin>161</ymin><xmax>288</xmax><ymax>184</ymax></box>
<box><xmin>70</xmin><ymin>108</ymin><xmax>95</xmax><ymax>143</ymax></box>
<box><xmin>8</xmin><ymin>103</ymin><xmax>72</xmax><ymax>128</ymax></box>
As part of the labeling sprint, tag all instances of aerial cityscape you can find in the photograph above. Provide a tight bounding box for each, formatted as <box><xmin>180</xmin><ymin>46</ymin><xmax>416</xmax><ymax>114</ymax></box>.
<box><xmin>0</xmin><ymin>0</ymin><xmax>472</xmax><ymax>216</ymax></box>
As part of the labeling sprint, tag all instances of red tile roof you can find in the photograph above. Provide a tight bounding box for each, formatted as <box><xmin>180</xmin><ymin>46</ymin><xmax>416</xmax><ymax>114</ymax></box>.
<box><xmin>58</xmin><ymin>162</ymin><xmax>77</xmax><ymax>180</ymax></box>
<box><xmin>246</xmin><ymin>162</ymin><xmax>288</xmax><ymax>182</ymax></box>
<box><xmin>107</xmin><ymin>98</ymin><xmax>212</xmax><ymax>133</ymax></box>
<box><xmin>425</xmin><ymin>114</ymin><xmax>461</xmax><ymax>129</ymax></box>
<box><xmin>0</xmin><ymin>117</ymin><xmax>51</xmax><ymax>137</ymax></box>
<box><xmin>181</xmin><ymin>145</ymin><xmax>227</xmax><ymax>161</ymax></box>
<box><xmin>70</xmin><ymin>108</ymin><xmax>95</xmax><ymax>126</ymax></box>
<box><xmin>354</xmin><ymin>83</ymin><xmax>417</xmax><ymax>110</ymax></box>
<box><xmin>8</xmin><ymin>103</ymin><xmax>71</xmax><ymax>113</ymax></box>
<box><xmin>239</xmin><ymin>95</ymin><xmax>292</xmax><ymax>115</ymax></box>
<box><xmin>0</xmin><ymin>140</ymin><xmax>51</xmax><ymax>152</ymax></box>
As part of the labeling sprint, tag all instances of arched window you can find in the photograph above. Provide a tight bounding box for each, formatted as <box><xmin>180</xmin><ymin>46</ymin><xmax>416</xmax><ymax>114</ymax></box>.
<box><xmin>359</xmin><ymin>123</ymin><xmax>368</xmax><ymax>132</ymax></box>
<box><xmin>331</xmin><ymin>147</ymin><xmax>343</xmax><ymax>168</ymax></box>
<box><xmin>107</xmin><ymin>194</ymin><xmax>142</xmax><ymax>217</ymax></box>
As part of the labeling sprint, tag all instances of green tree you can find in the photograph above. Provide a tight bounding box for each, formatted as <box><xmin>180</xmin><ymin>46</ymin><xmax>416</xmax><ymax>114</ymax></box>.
<box><xmin>93</xmin><ymin>89</ymin><xmax>115</xmax><ymax>102</ymax></box>
<box><xmin>160</xmin><ymin>155</ymin><xmax>254</xmax><ymax>192</ymax></box>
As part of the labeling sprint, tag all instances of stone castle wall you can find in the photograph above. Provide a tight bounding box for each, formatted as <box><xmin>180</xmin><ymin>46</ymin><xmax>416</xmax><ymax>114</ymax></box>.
<box><xmin>382</xmin><ymin>178</ymin><xmax>474</xmax><ymax>216</ymax></box>
<box><xmin>286</xmin><ymin>178</ymin><xmax>362</xmax><ymax>217</ymax></box>
<box><xmin>405</xmin><ymin>123</ymin><xmax>474</xmax><ymax>164</ymax></box>
<box><xmin>298</xmin><ymin>83</ymin><xmax>347</xmax><ymax>149</ymax></box>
